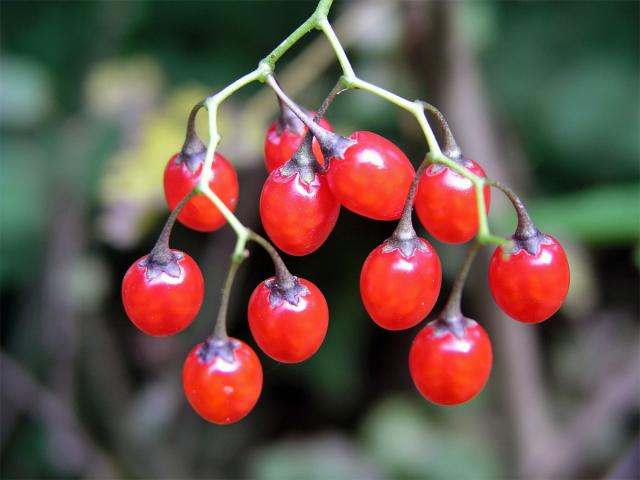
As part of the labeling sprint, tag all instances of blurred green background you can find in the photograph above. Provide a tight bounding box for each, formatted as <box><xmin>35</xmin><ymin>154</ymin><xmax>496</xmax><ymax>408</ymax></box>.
<box><xmin>1</xmin><ymin>1</ymin><xmax>638</xmax><ymax>479</ymax></box>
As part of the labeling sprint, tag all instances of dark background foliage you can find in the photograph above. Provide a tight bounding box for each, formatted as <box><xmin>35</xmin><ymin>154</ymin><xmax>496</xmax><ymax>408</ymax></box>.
<box><xmin>1</xmin><ymin>1</ymin><xmax>638</xmax><ymax>479</ymax></box>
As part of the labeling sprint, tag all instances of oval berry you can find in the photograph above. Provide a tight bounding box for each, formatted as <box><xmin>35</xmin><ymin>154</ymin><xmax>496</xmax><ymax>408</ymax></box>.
<box><xmin>326</xmin><ymin>131</ymin><xmax>415</xmax><ymax>221</ymax></box>
<box><xmin>260</xmin><ymin>168</ymin><xmax>340</xmax><ymax>256</ymax></box>
<box><xmin>121</xmin><ymin>250</ymin><xmax>204</xmax><ymax>336</ymax></box>
<box><xmin>409</xmin><ymin>320</ymin><xmax>492</xmax><ymax>405</ymax></box>
<box><xmin>360</xmin><ymin>238</ymin><xmax>441</xmax><ymax>330</ymax></box>
<box><xmin>264</xmin><ymin>116</ymin><xmax>333</xmax><ymax>172</ymax></box>
<box><xmin>415</xmin><ymin>158</ymin><xmax>490</xmax><ymax>243</ymax></box>
<box><xmin>489</xmin><ymin>235</ymin><xmax>570</xmax><ymax>323</ymax></box>
<box><xmin>164</xmin><ymin>152</ymin><xmax>239</xmax><ymax>232</ymax></box>
<box><xmin>248</xmin><ymin>277</ymin><xmax>328</xmax><ymax>363</ymax></box>
<box><xmin>182</xmin><ymin>338</ymin><xmax>263</xmax><ymax>424</ymax></box>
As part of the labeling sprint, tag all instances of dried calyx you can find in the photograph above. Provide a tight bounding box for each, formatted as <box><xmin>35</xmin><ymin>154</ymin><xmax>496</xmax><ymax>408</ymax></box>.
<box><xmin>177</xmin><ymin>101</ymin><xmax>207</xmax><ymax>173</ymax></box>
<box><xmin>280</xmin><ymin>131</ymin><xmax>320</xmax><ymax>184</ymax></box>
<box><xmin>197</xmin><ymin>337</ymin><xmax>240</xmax><ymax>363</ymax></box>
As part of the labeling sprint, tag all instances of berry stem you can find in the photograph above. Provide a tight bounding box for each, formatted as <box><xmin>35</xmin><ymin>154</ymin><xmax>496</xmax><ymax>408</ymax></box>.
<box><xmin>392</xmin><ymin>158</ymin><xmax>429</xmax><ymax>242</ymax></box>
<box><xmin>210</xmin><ymin>240</ymin><xmax>248</xmax><ymax>342</ymax></box>
<box><xmin>421</xmin><ymin>102</ymin><xmax>461</xmax><ymax>159</ymax></box>
<box><xmin>315</xmin><ymin>79</ymin><xmax>346</xmax><ymax>122</ymax></box>
<box><xmin>148</xmin><ymin>191</ymin><xmax>195</xmax><ymax>265</ymax></box>
<box><xmin>490</xmin><ymin>180</ymin><xmax>539</xmax><ymax>241</ymax></box>
<box><xmin>265</xmin><ymin>75</ymin><xmax>337</xmax><ymax>148</ymax></box>
<box><xmin>248</xmin><ymin>231</ymin><xmax>296</xmax><ymax>290</ymax></box>
<box><xmin>181</xmin><ymin>101</ymin><xmax>206</xmax><ymax>157</ymax></box>
<box><xmin>441</xmin><ymin>241</ymin><xmax>481</xmax><ymax>322</ymax></box>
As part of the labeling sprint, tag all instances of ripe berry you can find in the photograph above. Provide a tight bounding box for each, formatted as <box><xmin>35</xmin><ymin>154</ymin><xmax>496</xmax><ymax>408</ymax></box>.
<box><xmin>164</xmin><ymin>152</ymin><xmax>239</xmax><ymax>232</ymax></box>
<box><xmin>121</xmin><ymin>250</ymin><xmax>204</xmax><ymax>336</ymax></box>
<box><xmin>326</xmin><ymin>131</ymin><xmax>415</xmax><ymax>221</ymax></box>
<box><xmin>182</xmin><ymin>338</ymin><xmax>263</xmax><ymax>424</ymax></box>
<box><xmin>360</xmin><ymin>237</ymin><xmax>441</xmax><ymax>330</ymax></box>
<box><xmin>260</xmin><ymin>166</ymin><xmax>340</xmax><ymax>256</ymax></box>
<box><xmin>415</xmin><ymin>158</ymin><xmax>490</xmax><ymax>243</ymax></box>
<box><xmin>248</xmin><ymin>276</ymin><xmax>328</xmax><ymax>363</ymax></box>
<box><xmin>409</xmin><ymin>319</ymin><xmax>492</xmax><ymax>405</ymax></box>
<box><xmin>489</xmin><ymin>234</ymin><xmax>570</xmax><ymax>323</ymax></box>
<box><xmin>264</xmin><ymin>114</ymin><xmax>333</xmax><ymax>172</ymax></box>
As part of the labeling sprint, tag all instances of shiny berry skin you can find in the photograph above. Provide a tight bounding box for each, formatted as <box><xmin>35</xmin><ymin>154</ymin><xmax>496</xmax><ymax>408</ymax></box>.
<box><xmin>326</xmin><ymin>131</ymin><xmax>415</xmax><ymax>221</ymax></box>
<box><xmin>164</xmin><ymin>152</ymin><xmax>239</xmax><ymax>232</ymax></box>
<box><xmin>415</xmin><ymin>158</ymin><xmax>490</xmax><ymax>243</ymax></box>
<box><xmin>409</xmin><ymin>319</ymin><xmax>492</xmax><ymax>405</ymax></box>
<box><xmin>360</xmin><ymin>238</ymin><xmax>441</xmax><ymax>330</ymax></box>
<box><xmin>260</xmin><ymin>168</ymin><xmax>340</xmax><ymax>256</ymax></box>
<box><xmin>264</xmin><ymin>116</ymin><xmax>333</xmax><ymax>172</ymax></box>
<box><xmin>248</xmin><ymin>277</ymin><xmax>328</xmax><ymax>363</ymax></box>
<box><xmin>182</xmin><ymin>338</ymin><xmax>263</xmax><ymax>424</ymax></box>
<box><xmin>121</xmin><ymin>250</ymin><xmax>204</xmax><ymax>336</ymax></box>
<box><xmin>489</xmin><ymin>235</ymin><xmax>570</xmax><ymax>323</ymax></box>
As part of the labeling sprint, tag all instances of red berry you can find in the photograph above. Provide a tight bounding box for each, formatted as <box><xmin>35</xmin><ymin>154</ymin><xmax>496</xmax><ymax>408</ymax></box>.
<box><xmin>182</xmin><ymin>338</ymin><xmax>263</xmax><ymax>424</ymax></box>
<box><xmin>489</xmin><ymin>235</ymin><xmax>570</xmax><ymax>323</ymax></box>
<box><xmin>121</xmin><ymin>250</ymin><xmax>204</xmax><ymax>336</ymax></box>
<box><xmin>326</xmin><ymin>131</ymin><xmax>415</xmax><ymax>220</ymax></box>
<box><xmin>409</xmin><ymin>319</ymin><xmax>492</xmax><ymax>405</ymax></box>
<box><xmin>264</xmin><ymin>116</ymin><xmax>333</xmax><ymax>172</ymax></box>
<box><xmin>360</xmin><ymin>238</ymin><xmax>441</xmax><ymax>330</ymax></box>
<box><xmin>164</xmin><ymin>152</ymin><xmax>239</xmax><ymax>232</ymax></box>
<box><xmin>415</xmin><ymin>158</ymin><xmax>490</xmax><ymax>243</ymax></box>
<box><xmin>248</xmin><ymin>277</ymin><xmax>328</xmax><ymax>363</ymax></box>
<box><xmin>260</xmin><ymin>168</ymin><xmax>340</xmax><ymax>256</ymax></box>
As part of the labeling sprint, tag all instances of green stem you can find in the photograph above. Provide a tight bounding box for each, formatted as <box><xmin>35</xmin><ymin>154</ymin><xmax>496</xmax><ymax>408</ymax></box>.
<box><xmin>199</xmin><ymin>185</ymin><xmax>249</xmax><ymax>258</ymax></box>
<box><xmin>318</xmin><ymin>18</ymin><xmax>356</xmax><ymax>79</ymax></box>
<box><xmin>211</xmin><ymin>243</ymin><xmax>247</xmax><ymax>341</ymax></box>
<box><xmin>441</xmin><ymin>241</ymin><xmax>480</xmax><ymax>321</ymax></box>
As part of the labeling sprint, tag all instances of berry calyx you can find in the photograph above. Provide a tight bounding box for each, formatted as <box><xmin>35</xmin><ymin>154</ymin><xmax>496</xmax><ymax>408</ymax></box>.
<box><xmin>360</xmin><ymin>230</ymin><xmax>441</xmax><ymax>330</ymax></box>
<box><xmin>182</xmin><ymin>337</ymin><xmax>263</xmax><ymax>424</ymax></box>
<box><xmin>409</xmin><ymin>317</ymin><xmax>493</xmax><ymax>405</ymax></box>
<box><xmin>260</xmin><ymin>133</ymin><xmax>340</xmax><ymax>256</ymax></box>
<box><xmin>121</xmin><ymin>249</ymin><xmax>204</xmax><ymax>336</ymax></box>
<box><xmin>326</xmin><ymin>131</ymin><xmax>415</xmax><ymax>220</ymax></box>
<box><xmin>248</xmin><ymin>276</ymin><xmax>329</xmax><ymax>363</ymax></box>
<box><xmin>264</xmin><ymin>100</ymin><xmax>333</xmax><ymax>172</ymax></box>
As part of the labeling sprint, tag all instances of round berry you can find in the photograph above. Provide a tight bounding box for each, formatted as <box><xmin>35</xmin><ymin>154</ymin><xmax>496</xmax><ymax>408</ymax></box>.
<box><xmin>121</xmin><ymin>250</ymin><xmax>204</xmax><ymax>336</ymax></box>
<box><xmin>360</xmin><ymin>238</ymin><xmax>441</xmax><ymax>330</ymax></box>
<box><xmin>182</xmin><ymin>338</ymin><xmax>263</xmax><ymax>424</ymax></box>
<box><xmin>415</xmin><ymin>158</ymin><xmax>490</xmax><ymax>243</ymax></box>
<box><xmin>260</xmin><ymin>168</ymin><xmax>340</xmax><ymax>256</ymax></box>
<box><xmin>489</xmin><ymin>235</ymin><xmax>570</xmax><ymax>323</ymax></box>
<box><xmin>409</xmin><ymin>319</ymin><xmax>492</xmax><ymax>405</ymax></box>
<box><xmin>264</xmin><ymin>115</ymin><xmax>333</xmax><ymax>172</ymax></box>
<box><xmin>248</xmin><ymin>277</ymin><xmax>328</xmax><ymax>363</ymax></box>
<box><xmin>326</xmin><ymin>131</ymin><xmax>415</xmax><ymax>221</ymax></box>
<box><xmin>164</xmin><ymin>152</ymin><xmax>239</xmax><ymax>232</ymax></box>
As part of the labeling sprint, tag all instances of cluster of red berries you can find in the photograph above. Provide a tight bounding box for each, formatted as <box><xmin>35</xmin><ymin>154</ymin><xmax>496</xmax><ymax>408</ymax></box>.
<box><xmin>121</xmin><ymin>79</ymin><xmax>570</xmax><ymax>423</ymax></box>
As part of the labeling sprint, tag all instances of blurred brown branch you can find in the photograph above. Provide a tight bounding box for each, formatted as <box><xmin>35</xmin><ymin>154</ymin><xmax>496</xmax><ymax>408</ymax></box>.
<box><xmin>0</xmin><ymin>350</ymin><xmax>118</xmax><ymax>478</ymax></box>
